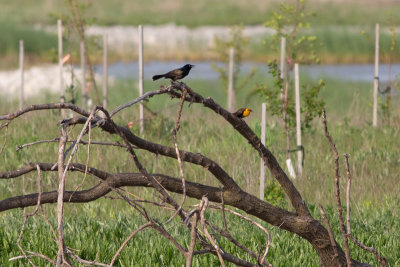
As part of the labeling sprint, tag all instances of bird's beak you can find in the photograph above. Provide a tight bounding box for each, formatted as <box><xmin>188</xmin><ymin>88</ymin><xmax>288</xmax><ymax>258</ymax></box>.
<box><xmin>191</xmin><ymin>64</ymin><xmax>195</xmax><ymax>68</ymax></box>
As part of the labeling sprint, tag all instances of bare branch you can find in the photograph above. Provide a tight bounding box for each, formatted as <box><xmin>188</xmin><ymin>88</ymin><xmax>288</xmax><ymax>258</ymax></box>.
<box><xmin>110</xmin><ymin>86</ymin><xmax>172</xmax><ymax>117</ymax></box>
<box><xmin>0</xmin><ymin>102</ymin><xmax>91</xmax><ymax>121</ymax></box>
<box><xmin>186</xmin><ymin>212</ymin><xmax>199</xmax><ymax>267</ymax></box>
<box><xmin>69</xmin><ymin>121</ymin><xmax>93</xmax><ymax>200</ymax></box>
<box><xmin>61</xmin><ymin>114</ymin><xmax>241</xmax><ymax>191</ymax></box>
<box><xmin>167</xmin><ymin>89</ymin><xmax>188</xmax><ymax>223</ymax></box>
<box><xmin>56</xmin><ymin>126</ymin><xmax>71</xmax><ymax>266</ymax></box>
<box><xmin>110</xmin><ymin>222</ymin><xmax>152</xmax><ymax>266</ymax></box>
<box><xmin>0</xmin><ymin>122</ymin><xmax>8</xmax><ymax>155</ymax></box>
<box><xmin>318</xmin><ymin>204</ymin><xmax>339</xmax><ymax>261</ymax></box>
<box><xmin>67</xmin><ymin>250</ymin><xmax>109</xmax><ymax>267</ymax></box>
<box><xmin>9</xmin><ymin>251</ymin><xmax>55</xmax><ymax>265</ymax></box>
<box><xmin>14</xmin><ymin>164</ymin><xmax>45</xmax><ymax>267</ymax></box>
<box><xmin>170</xmin><ymin>81</ymin><xmax>310</xmax><ymax>217</ymax></box>
<box><xmin>207</xmin><ymin>204</ymin><xmax>273</xmax><ymax>266</ymax></box>
<box><xmin>322</xmin><ymin>109</ymin><xmax>352</xmax><ymax>266</ymax></box>
<box><xmin>16</xmin><ymin>138</ymin><xmax>127</xmax><ymax>152</ymax></box>
<box><xmin>97</xmin><ymin>106</ymin><xmax>187</xmax><ymax>222</ymax></box>
<box><xmin>199</xmin><ymin>196</ymin><xmax>226</xmax><ymax>267</ymax></box>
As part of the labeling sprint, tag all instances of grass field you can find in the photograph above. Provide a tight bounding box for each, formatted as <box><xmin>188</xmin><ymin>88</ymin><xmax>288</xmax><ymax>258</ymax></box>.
<box><xmin>1</xmin><ymin>74</ymin><xmax>399</xmax><ymax>265</ymax></box>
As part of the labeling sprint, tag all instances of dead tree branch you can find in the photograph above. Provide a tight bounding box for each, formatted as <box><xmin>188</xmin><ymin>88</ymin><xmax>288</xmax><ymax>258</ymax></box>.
<box><xmin>110</xmin><ymin>222</ymin><xmax>152</xmax><ymax>266</ymax></box>
<box><xmin>110</xmin><ymin>86</ymin><xmax>172</xmax><ymax>117</ymax></box>
<box><xmin>56</xmin><ymin>126</ymin><xmax>71</xmax><ymax>267</ymax></box>
<box><xmin>169</xmin><ymin>81</ymin><xmax>310</xmax><ymax>217</ymax></box>
<box><xmin>199</xmin><ymin>196</ymin><xmax>226</xmax><ymax>267</ymax></box>
<box><xmin>0</xmin><ymin>84</ymin><xmax>379</xmax><ymax>266</ymax></box>
<box><xmin>168</xmin><ymin>89</ymin><xmax>188</xmax><ymax>223</ymax></box>
<box><xmin>322</xmin><ymin>109</ymin><xmax>352</xmax><ymax>266</ymax></box>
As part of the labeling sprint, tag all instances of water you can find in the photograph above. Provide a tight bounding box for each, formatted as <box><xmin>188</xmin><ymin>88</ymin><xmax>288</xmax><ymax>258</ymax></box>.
<box><xmin>95</xmin><ymin>61</ymin><xmax>400</xmax><ymax>83</ymax></box>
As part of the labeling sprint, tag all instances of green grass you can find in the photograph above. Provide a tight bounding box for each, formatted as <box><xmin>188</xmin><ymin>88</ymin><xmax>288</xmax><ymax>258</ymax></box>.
<box><xmin>1</xmin><ymin>200</ymin><xmax>398</xmax><ymax>266</ymax></box>
<box><xmin>1</xmin><ymin>76</ymin><xmax>400</xmax><ymax>265</ymax></box>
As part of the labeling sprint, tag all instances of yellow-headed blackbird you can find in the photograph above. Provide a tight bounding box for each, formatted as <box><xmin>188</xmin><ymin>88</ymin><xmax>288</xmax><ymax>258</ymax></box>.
<box><xmin>233</xmin><ymin>108</ymin><xmax>252</xmax><ymax>118</ymax></box>
<box><xmin>152</xmin><ymin>64</ymin><xmax>195</xmax><ymax>81</ymax></box>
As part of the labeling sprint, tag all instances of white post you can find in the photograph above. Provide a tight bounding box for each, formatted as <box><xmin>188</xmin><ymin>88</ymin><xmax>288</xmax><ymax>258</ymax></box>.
<box><xmin>58</xmin><ymin>19</ymin><xmax>65</xmax><ymax>116</ymax></box>
<box><xmin>138</xmin><ymin>25</ymin><xmax>144</xmax><ymax>134</ymax></box>
<box><xmin>260</xmin><ymin>102</ymin><xmax>266</xmax><ymax>200</ymax></box>
<box><xmin>280</xmin><ymin>37</ymin><xmax>286</xmax><ymax>79</ymax></box>
<box><xmin>103</xmin><ymin>34</ymin><xmax>108</xmax><ymax>109</ymax></box>
<box><xmin>80</xmin><ymin>41</ymin><xmax>87</xmax><ymax>110</ymax></box>
<box><xmin>280</xmin><ymin>37</ymin><xmax>286</xmax><ymax>101</ymax></box>
<box><xmin>373</xmin><ymin>23</ymin><xmax>379</xmax><ymax>127</ymax></box>
<box><xmin>19</xmin><ymin>40</ymin><xmax>24</xmax><ymax>109</ymax></box>
<box><xmin>228</xmin><ymin>47</ymin><xmax>235</xmax><ymax>112</ymax></box>
<box><xmin>294</xmin><ymin>63</ymin><xmax>302</xmax><ymax>177</ymax></box>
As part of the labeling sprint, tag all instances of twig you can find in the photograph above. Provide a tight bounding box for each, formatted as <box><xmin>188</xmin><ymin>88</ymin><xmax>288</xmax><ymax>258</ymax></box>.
<box><xmin>345</xmin><ymin>154</ymin><xmax>352</xmax><ymax>239</ymax></box>
<box><xmin>67</xmin><ymin>249</ymin><xmax>109</xmax><ymax>267</ymax></box>
<box><xmin>56</xmin><ymin>108</ymin><xmax>96</xmax><ymax>266</ymax></box>
<box><xmin>0</xmin><ymin>122</ymin><xmax>8</xmax><ymax>155</ymax></box>
<box><xmin>170</xmin><ymin>81</ymin><xmax>310</xmax><ymax>217</ymax></box>
<box><xmin>186</xmin><ymin>212</ymin><xmax>199</xmax><ymax>267</ymax></box>
<box><xmin>9</xmin><ymin>251</ymin><xmax>55</xmax><ymax>265</ymax></box>
<box><xmin>318</xmin><ymin>204</ymin><xmax>339</xmax><ymax>261</ymax></box>
<box><xmin>14</xmin><ymin>164</ymin><xmax>45</xmax><ymax>267</ymax></box>
<box><xmin>56</xmin><ymin>126</ymin><xmax>71</xmax><ymax>267</ymax></box>
<box><xmin>344</xmin><ymin>154</ymin><xmax>387</xmax><ymax>267</ymax></box>
<box><xmin>199</xmin><ymin>196</ymin><xmax>226</xmax><ymax>267</ymax></box>
<box><xmin>206</xmin><ymin>204</ymin><xmax>272</xmax><ymax>266</ymax></box>
<box><xmin>69</xmin><ymin>121</ymin><xmax>92</xmax><ymax>201</ymax></box>
<box><xmin>16</xmin><ymin>138</ymin><xmax>128</xmax><ymax>151</ymax></box>
<box><xmin>0</xmin><ymin>102</ymin><xmax>91</xmax><ymax>121</ymax></box>
<box><xmin>110</xmin><ymin>87</ymin><xmax>172</xmax><ymax>117</ymax></box>
<box><xmin>322</xmin><ymin>109</ymin><xmax>352</xmax><ymax>266</ymax></box>
<box><xmin>220</xmin><ymin>187</ymin><xmax>228</xmax><ymax>231</ymax></box>
<box><xmin>110</xmin><ymin>222</ymin><xmax>152</xmax><ymax>266</ymax></box>
<box><xmin>167</xmin><ymin>89</ymin><xmax>188</xmax><ymax>223</ymax></box>
<box><xmin>97</xmin><ymin>106</ymin><xmax>187</xmax><ymax>222</ymax></box>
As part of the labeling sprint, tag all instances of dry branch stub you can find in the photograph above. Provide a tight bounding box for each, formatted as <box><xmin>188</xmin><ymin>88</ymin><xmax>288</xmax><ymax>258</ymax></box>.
<box><xmin>260</xmin><ymin>102</ymin><xmax>266</xmax><ymax>200</ymax></box>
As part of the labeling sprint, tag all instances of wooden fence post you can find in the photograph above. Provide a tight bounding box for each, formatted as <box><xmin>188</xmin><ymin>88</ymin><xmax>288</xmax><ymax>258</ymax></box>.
<box><xmin>260</xmin><ymin>102</ymin><xmax>266</xmax><ymax>200</ymax></box>
<box><xmin>58</xmin><ymin>19</ymin><xmax>65</xmax><ymax>117</ymax></box>
<box><xmin>280</xmin><ymin>37</ymin><xmax>286</xmax><ymax>79</ymax></box>
<box><xmin>19</xmin><ymin>40</ymin><xmax>24</xmax><ymax>109</ymax></box>
<box><xmin>280</xmin><ymin>37</ymin><xmax>286</xmax><ymax>100</ymax></box>
<box><xmin>228</xmin><ymin>47</ymin><xmax>235</xmax><ymax>112</ymax></box>
<box><xmin>294</xmin><ymin>63</ymin><xmax>302</xmax><ymax>177</ymax></box>
<box><xmin>372</xmin><ymin>23</ymin><xmax>379</xmax><ymax>127</ymax></box>
<box><xmin>138</xmin><ymin>25</ymin><xmax>144</xmax><ymax>134</ymax></box>
<box><xmin>80</xmin><ymin>41</ymin><xmax>87</xmax><ymax>110</ymax></box>
<box><xmin>103</xmin><ymin>33</ymin><xmax>108</xmax><ymax>109</ymax></box>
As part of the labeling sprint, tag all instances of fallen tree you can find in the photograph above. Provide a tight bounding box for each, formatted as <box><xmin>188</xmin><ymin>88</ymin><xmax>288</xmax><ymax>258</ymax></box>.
<box><xmin>0</xmin><ymin>82</ymin><xmax>386</xmax><ymax>266</ymax></box>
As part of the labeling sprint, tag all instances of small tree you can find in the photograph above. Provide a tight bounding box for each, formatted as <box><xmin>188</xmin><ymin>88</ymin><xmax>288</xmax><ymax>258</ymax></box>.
<box><xmin>259</xmin><ymin>0</ymin><xmax>324</xmax><ymax>159</ymax></box>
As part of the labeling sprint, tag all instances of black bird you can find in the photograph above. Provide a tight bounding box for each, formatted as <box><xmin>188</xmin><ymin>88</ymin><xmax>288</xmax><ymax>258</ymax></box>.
<box><xmin>152</xmin><ymin>64</ymin><xmax>194</xmax><ymax>81</ymax></box>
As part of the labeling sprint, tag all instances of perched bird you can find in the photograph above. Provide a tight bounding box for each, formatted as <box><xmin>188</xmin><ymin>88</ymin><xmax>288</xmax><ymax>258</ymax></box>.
<box><xmin>233</xmin><ymin>108</ymin><xmax>252</xmax><ymax>118</ymax></box>
<box><xmin>152</xmin><ymin>64</ymin><xmax>195</xmax><ymax>81</ymax></box>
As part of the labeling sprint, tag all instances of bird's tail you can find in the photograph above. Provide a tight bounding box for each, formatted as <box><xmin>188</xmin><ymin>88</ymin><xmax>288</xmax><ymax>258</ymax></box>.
<box><xmin>152</xmin><ymin>74</ymin><xmax>164</xmax><ymax>81</ymax></box>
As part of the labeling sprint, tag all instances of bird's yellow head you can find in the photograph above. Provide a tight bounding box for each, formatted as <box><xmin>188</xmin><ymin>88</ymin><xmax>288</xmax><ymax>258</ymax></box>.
<box><xmin>242</xmin><ymin>108</ymin><xmax>252</xmax><ymax>117</ymax></box>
